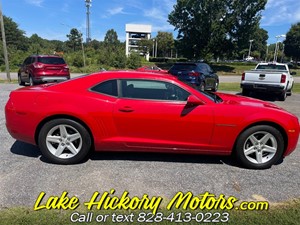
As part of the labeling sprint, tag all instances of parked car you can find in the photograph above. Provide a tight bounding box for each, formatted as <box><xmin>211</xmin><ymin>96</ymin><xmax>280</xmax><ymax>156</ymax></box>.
<box><xmin>136</xmin><ymin>66</ymin><xmax>168</xmax><ymax>74</ymax></box>
<box><xmin>241</xmin><ymin>62</ymin><xmax>295</xmax><ymax>101</ymax></box>
<box><xmin>168</xmin><ymin>62</ymin><xmax>219</xmax><ymax>91</ymax></box>
<box><xmin>18</xmin><ymin>55</ymin><xmax>70</xmax><ymax>86</ymax></box>
<box><xmin>5</xmin><ymin>71</ymin><xmax>299</xmax><ymax>169</ymax></box>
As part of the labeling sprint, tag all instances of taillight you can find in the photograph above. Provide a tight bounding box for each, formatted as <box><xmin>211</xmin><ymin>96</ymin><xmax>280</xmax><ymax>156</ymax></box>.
<box><xmin>242</xmin><ymin>72</ymin><xmax>245</xmax><ymax>81</ymax></box>
<box><xmin>64</xmin><ymin>65</ymin><xmax>69</xmax><ymax>70</ymax></box>
<box><xmin>280</xmin><ymin>74</ymin><xmax>286</xmax><ymax>83</ymax></box>
<box><xmin>188</xmin><ymin>71</ymin><xmax>200</xmax><ymax>76</ymax></box>
<box><xmin>33</xmin><ymin>63</ymin><xmax>43</xmax><ymax>69</ymax></box>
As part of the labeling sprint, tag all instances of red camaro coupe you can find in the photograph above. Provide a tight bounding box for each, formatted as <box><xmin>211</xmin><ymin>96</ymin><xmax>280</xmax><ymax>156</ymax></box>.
<box><xmin>5</xmin><ymin>71</ymin><xmax>299</xmax><ymax>169</ymax></box>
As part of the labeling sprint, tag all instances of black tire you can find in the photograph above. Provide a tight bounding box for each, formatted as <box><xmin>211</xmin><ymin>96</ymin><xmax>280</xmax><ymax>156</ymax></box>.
<box><xmin>18</xmin><ymin>74</ymin><xmax>25</xmax><ymax>86</ymax></box>
<box><xmin>278</xmin><ymin>90</ymin><xmax>287</xmax><ymax>101</ymax></box>
<box><xmin>235</xmin><ymin>125</ymin><xmax>284</xmax><ymax>169</ymax></box>
<box><xmin>212</xmin><ymin>81</ymin><xmax>219</xmax><ymax>92</ymax></box>
<box><xmin>29</xmin><ymin>75</ymin><xmax>35</xmax><ymax>86</ymax></box>
<box><xmin>198</xmin><ymin>82</ymin><xmax>205</xmax><ymax>92</ymax></box>
<box><xmin>38</xmin><ymin>119</ymin><xmax>92</xmax><ymax>164</ymax></box>
<box><xmin>287</xmin><ymin>83</ymin><xmax>293</xmax><ymax>96</ymax></box>
<box><xmin>242</xmin><ymin>88</ymin><xmax>250</xmax><ymax>96</ymax></box>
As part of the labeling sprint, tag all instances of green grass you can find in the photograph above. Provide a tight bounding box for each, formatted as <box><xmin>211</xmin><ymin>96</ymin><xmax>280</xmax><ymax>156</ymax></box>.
<box><xmin>0</xmin><ymin>199</ymin><xmax>300</xmax><ymax>225</ymax></box>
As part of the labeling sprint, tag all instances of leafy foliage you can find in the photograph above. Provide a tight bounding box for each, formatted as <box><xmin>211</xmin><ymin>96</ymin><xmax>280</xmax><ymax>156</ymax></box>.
<box><xmin>156</xmin><ymin>32</ymin><xmax>174</xmax><ymax>57</ymax></box>
<box><xmin>284</xmin><ymin>22</ymin><xmax>300</xmax><ymax>61</ymax></box>
<box><xmin>168</xmin><ymin>0</ymin><xmax>268</xmax><ymax>60</ymax></box>
<box><xmin>66</xmin><ymin>28</ymin><xmax>82</xmax><ymax>51</ymax></box>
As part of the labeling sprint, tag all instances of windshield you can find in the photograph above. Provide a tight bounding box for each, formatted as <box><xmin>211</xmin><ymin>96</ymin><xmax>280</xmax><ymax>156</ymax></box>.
<box><xmin>38</xmin><ymin>57</ymin><xmax>66</xmax><ymax>65</ymax></box>
<box><xmin>171</xmin><ymin>64</ymin><xmax>197</xmax><ymax>71</ymax></box>
<box><xmin>256</xmin><ymin>64</ymin><xmax>287</xmax><ymax>71</ymax></box>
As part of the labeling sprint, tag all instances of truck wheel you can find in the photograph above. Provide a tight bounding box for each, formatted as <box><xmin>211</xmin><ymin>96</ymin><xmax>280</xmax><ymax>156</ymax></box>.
<box><xmin>287</xmin><ymin>83</ymin><xmax>293</xmax><ymax>96</ymax></box>
<box><xmin>278</xmin><ymin>91</ymin><xmax>287</xmax><ymax>101</ymax></box>
<box><xmin>242</xmin><ymin>89</ymin><xmax>250</xmax><ymax>96</ymax></box>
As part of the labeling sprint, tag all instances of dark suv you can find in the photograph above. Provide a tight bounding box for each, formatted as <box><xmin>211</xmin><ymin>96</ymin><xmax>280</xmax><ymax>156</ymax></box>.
<box><xmin>168</xmin><ymin>62</ymin><xmax>219</xmax><ymax>91</ymax></box>
<box><xmin>18</xmin><ymin>55</ymin><xmax>70</xmax><ymax>86</ymax></box>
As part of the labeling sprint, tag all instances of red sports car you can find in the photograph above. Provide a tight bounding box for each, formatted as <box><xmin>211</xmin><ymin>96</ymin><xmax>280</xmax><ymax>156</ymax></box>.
<box><xmin>5</xmin><ymin>71</ymin><xmax>299</xmax><ymax>169</ymax></box>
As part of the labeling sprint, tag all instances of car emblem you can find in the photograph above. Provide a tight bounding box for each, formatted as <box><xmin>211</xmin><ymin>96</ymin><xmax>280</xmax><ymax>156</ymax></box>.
<box><xmin>259</xmin><ymin>74</ymin><xmax>265</xmax><ymax>80</ymax></box>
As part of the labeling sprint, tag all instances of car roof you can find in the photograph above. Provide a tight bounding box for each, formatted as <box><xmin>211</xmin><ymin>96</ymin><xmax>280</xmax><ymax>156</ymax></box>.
<box><xmin>91</xmin><ymin>70</ymin><xmax>175</xmax><ymax>80</ymax></box>
<box><xmin>30</xmin><ymin>54</ymin><xmax>63</xmax><ymax>58</ymax></box>
<box><xmin>45</xmin><ymin>71</ymin><xmax>181</xmax><ymax>92</ymax></box>
<box><xmin>173</xmin><ymin>62</ymin><xmax>205</xmax><ymax>65</ymax></box>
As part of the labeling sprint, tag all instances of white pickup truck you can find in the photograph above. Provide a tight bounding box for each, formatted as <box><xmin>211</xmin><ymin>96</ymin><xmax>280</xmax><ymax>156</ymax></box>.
<box><xmin>240</xmin><ymin>62</ymin><xmax>296</xmax><ymax>101</ymax></box>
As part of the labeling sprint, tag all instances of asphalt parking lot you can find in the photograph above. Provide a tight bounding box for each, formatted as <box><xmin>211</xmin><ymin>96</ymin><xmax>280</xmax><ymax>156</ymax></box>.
<box><xmin>0</xmin><ymin>83</ymin><xmax>299</xmax><ymax>209</ymax></box>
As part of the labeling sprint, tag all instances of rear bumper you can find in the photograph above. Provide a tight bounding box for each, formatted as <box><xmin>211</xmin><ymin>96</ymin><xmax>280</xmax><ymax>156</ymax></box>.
<box><xmin>33</xmin><ymin>75</ymin><xmax>70</xmax><ymax>83</ymax></box>
<box><xmin>241</xmin><ymin>83</ymin><xmax>285</xmax><ymax>93</ymax></box>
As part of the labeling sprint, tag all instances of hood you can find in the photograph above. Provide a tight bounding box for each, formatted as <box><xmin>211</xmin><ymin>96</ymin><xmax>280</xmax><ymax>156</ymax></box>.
<box><xmin>216</xmin><ymin>92</ymin><xmax>284</xmax><ymax>110</ymax></box>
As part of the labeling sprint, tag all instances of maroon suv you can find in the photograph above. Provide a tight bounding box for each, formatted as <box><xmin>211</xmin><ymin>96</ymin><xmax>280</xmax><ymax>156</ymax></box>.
<box><xmin>18</xmin><ymin>55</ymin><xmax>70</xmax><ymax>86</ymax></box>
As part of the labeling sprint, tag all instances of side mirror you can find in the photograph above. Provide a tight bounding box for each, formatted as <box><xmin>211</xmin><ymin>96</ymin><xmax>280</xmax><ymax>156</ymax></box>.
<box><xmin>291</xmin><ymin>71</ymin><xmax>297</xmax><ymax>75</ymax></box>
<box><xmin>186</xmin><ymin>95</ymin><xmax>204</xmax><ymax>106</ymax></box>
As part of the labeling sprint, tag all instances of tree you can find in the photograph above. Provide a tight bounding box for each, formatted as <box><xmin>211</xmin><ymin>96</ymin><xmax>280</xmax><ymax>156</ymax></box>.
<box><xmin>104</xmin><ymin>29</ymin><xmax>120</xmax><ymax>48</ymax></box>
<box><xmin>0</xmin><ymin>15</ymin><xmax>28</xmax><ymax>51</ymax></box>
<box><xmin>66</xmin><ymin>28</ymin><xmax>82</xmax><ymax>51</ymax></box>
<box><xmin>103</xmin><ymin>29</ymin><xmax>125</xmax><ymax>68</ymax></box>
<box><xmin>168</xmin><ymin>0</ymin><xmax>267</xmax><ymax>60</ymax></box>
<box><xmin>138</xmin><ymin>39</ymin><xmax>153</xmax><ymax>58</ymax></box>
<box><xmin>284</xmin><ymin>22</ymin><xmax>300</xmax><ymax>61</ymax></box>
<box><xmin>156</xmin><ymin>32</ymin><xmax>174</xmax><ymax>57</ymax></box>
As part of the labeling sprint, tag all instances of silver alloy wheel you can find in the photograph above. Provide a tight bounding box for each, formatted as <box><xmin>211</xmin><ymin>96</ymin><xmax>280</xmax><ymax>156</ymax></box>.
<box><xmin>29</xmin><ymin>76</ymin><xmax>34</xmax><ymax>86</ymax></box>
<box><xmin>243</xmin><ymin>131</ymin><xmax>277</xmax><ymax>164</ymax></box>
<box><xmin>45</xmin><ymin>124</ymin><xmax>82</xmax><ymax>159</ymax></box>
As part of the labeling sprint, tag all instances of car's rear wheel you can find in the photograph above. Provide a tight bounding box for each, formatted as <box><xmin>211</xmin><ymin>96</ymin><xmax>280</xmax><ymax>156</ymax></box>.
<box><xmin>29</xmin><ymin>75</ymin><xmax>34</xmax><ymax>86</ymax></box>
<box><xmin>278</xmin><ymin>90</ymin><xmax>287</xmax><ymax>101</ymax></box>
<box><xmin>38</xmin><ymin>119</ymin><xmax>92</xmax><ymax>164</ymax></box>
<box><xmin>198</xmin><ymin>82</ymin><xmax>205</xmax><ymax>92</ymax></box>
<box><xmin>242</xmin><ymin>88</ymin><xmax>250</xmax><ymax>96</ymax></box>
<box><xmin>18</xmin><ymin>74</ymin><xmax>25</xmax><ymax>86</ymax></box>
<box><xmin>212</xmin><ymin>81</ymin><xmax>219</xmax><ymax>92</ymax></box>
<box><xmin>235</xmin><ymin>125</ymin><xmax>284</xmax><ymax>169</ymax></box>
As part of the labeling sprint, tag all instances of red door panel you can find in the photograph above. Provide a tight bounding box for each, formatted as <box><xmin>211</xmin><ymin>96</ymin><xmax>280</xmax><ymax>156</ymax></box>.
<box><xmin>113</xmin><ymin>98</ymin><xmax>215</xmax><ymax>151</ymax></box>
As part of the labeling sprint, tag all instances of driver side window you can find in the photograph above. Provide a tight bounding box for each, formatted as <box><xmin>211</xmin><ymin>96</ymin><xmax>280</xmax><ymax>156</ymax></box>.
<box><xmin>121</xmin><ymin>80</ymin><xmax>190</xmax><ymax>101</ymax></box>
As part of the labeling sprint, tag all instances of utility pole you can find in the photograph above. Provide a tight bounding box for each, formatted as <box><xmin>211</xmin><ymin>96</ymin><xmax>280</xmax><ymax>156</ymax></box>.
<box><xmin>85</xmin><ymin>0</ymin><xmax>92</xmax><ymax>43</ymax></box>
<box><xmin>0</xmin><ymin>1</ymin><xmax>11</xmax><ymax>82</ymax></box>
<box><xmin>248</xmin><ymin>40</ymin><xmax>254</xmax><ymax>58</ymax></box>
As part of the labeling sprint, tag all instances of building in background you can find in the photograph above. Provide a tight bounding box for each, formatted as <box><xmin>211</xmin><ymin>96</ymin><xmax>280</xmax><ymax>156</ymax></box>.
<box><xmin>125</xmin><ymin>24</ymin><xmax>152</xmax><ymax>61</ymax></box>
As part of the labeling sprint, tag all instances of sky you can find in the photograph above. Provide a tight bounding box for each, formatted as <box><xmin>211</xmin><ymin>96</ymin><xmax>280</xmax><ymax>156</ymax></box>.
<box><xmin>2</xmin><ymin>0</ymin><xmax>300</xmax><ymax>45</ymax></box>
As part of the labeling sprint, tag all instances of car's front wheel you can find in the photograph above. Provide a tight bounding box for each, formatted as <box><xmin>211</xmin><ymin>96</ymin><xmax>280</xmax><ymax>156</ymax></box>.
<box><xmin>38</xmin><ymin>119</ymin><xmax>92</xmax><ymax>164</ymax></box>
<box><xmin>18</xmin><ymin>74</ymin><xmax>25</xmax><ymax>86</ymax></box>
<box><xmin>235</xmin><ymin>125</ymin><xmax>284</xmax><ymax>169</ymax></box>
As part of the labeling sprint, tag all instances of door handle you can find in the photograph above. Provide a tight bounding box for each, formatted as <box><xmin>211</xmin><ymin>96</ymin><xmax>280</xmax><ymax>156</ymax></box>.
<box><xmin>119</xmin><ymin>106</ymin><xmax>134</xmax><ymax>112</ymax></box>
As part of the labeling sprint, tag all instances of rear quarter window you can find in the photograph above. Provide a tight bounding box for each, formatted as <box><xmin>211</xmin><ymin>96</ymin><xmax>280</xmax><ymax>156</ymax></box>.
<box><xmin>90</xmin><ymin>80</ymin><xmax>118</xmax><ymax>97</ymax></box>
